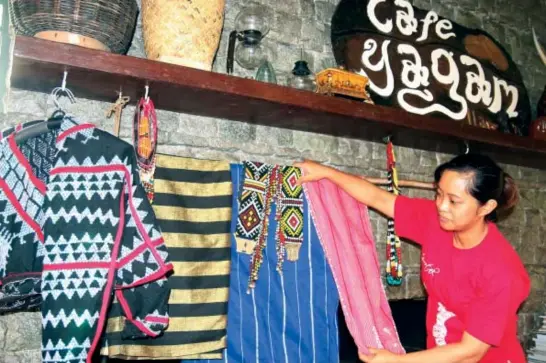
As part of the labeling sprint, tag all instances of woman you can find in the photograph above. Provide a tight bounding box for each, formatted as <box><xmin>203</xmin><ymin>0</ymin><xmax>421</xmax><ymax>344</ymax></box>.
<box><xmin>295</xmin><ymin>153</ymin><xmax>530</xmax><ymax>363</ymax></box>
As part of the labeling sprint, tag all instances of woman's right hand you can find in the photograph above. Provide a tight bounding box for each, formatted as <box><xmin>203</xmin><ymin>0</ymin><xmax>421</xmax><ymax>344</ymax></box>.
<box><xmin>294</xmin><ymin>160</ymin><xmax>333</xmax><ymax>185</ymax></box>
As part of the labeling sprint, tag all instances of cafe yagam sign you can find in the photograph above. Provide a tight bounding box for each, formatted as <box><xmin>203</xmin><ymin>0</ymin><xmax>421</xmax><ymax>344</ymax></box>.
<box><xmin>331</xmin><ymin>0</ymin><xmax>532</xmax><ymax>135</ymax></box>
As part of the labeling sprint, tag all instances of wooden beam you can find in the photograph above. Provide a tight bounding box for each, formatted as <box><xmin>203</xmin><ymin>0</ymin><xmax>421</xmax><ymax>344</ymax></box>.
<box><xmin>10</xmin><ymin>36</ymin><xmax>546</xmax><ymax>170</ymax></box>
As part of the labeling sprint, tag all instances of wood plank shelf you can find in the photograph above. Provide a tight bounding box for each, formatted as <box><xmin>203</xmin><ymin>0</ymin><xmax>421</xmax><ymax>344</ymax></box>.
<box><xmin>10</xmin><ymin>36</ymin><xmax>546</xmax><ymax>170</ymax></box>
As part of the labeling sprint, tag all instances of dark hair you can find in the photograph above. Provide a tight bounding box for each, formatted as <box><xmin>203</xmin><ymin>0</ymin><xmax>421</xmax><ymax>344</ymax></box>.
<box><xmin>434</xmin><ymin>154</ymin><xmax>519</xmax><ymax>222</ymax></box>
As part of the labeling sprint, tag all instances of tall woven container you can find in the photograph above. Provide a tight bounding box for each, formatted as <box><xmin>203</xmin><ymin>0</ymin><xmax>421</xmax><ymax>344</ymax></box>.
<box><xmin>142</xmin><ymin>0</ymin><xmax>225</xmax><ymax>71</ymax></box>
<box><xmin>9</xmin><ymin>0</ymin><xmax>138</xmax><ymax>54</ymax></box>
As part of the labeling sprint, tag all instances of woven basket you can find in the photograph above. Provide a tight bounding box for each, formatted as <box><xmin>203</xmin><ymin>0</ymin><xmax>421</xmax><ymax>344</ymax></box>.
<box><xmin>142</xmin><ymin>0</ymin><xmax>225</xmax><ymax>71</ymax></box>
<box><xmin>9</xmin><ymin>0</ymin><xmax>138</xmax><ymax>54</ymax></box>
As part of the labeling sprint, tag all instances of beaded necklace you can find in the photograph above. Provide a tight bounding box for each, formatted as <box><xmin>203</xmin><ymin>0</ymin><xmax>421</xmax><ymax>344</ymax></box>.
<box><xmin>386</xmin><ymin>141</ymin><xmax>403</xmax><ymax>285</ymax></box>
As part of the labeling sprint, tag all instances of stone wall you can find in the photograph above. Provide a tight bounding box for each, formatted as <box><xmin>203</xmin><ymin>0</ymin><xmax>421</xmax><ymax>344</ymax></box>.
<box><xmin>1</xmin><ymin>0</ymin><xmax>545</xmax><ymax>361</ymax></box>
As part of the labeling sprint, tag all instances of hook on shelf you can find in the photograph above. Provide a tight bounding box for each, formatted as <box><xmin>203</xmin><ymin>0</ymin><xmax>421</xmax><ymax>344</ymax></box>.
<box><xmin>144</xmin><ymin>85</ymin><xmax>150</xmax><ymax>104</ymax></box>
<box><xmin>49</xmin><ymin>70</ymin><xmax>76</xmax><ymax>114</ymax></box>
<box><xmin>61</xmin><ymin>71</ymin><xmax>68</xmax><ymax>91</ymax></box>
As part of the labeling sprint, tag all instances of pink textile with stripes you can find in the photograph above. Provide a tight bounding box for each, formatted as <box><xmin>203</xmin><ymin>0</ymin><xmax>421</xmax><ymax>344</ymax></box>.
<box><xmin>304</xmin><ymin>179</ymin><xmax>405</xmax><ymax>355</ymax></box>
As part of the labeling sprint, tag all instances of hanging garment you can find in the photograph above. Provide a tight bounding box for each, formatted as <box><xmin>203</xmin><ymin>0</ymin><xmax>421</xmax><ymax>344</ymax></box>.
<box><xmin>102</xmin><ymin>154</ymin><xmax>232</xmax><ymax>359</ymax></box>
<box><xmin>184</xmin><ymin>163</ymin><xmax>340</xmax><ymax>363</ymax></box>
<box><xmin>0</xmin><ymin>118</ymin><xmax>173</xmax><ymax>363</ymax></box>
<box><xmin>0</xmin><ymin>120</ymin><xmax>51</xmax><ymax>312</ymax></box>
<box><xmin>303</xmin><ymin>179</ymin><xmax>405</xmax><ymax>356</ymax></box>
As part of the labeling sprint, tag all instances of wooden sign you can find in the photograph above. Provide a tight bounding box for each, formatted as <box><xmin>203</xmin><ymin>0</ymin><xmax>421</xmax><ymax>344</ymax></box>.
<box><xmin>0</xmin><ymin>0</ymin><xmax>14</xmax><ymax>114</ymax></box>
<box><xmin>331</xmin><ymin>0</ymin><xmax>531</xmax><ymax>135</ymax></box>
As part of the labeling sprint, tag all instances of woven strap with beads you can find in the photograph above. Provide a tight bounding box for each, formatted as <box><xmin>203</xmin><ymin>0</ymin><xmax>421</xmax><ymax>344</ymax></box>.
<box><xmin>386</xmin><ymin>141</ymin><xmax>403</xmax><ymax>286</ymax></box>
<box><xmin>133</xmin><ymin>97</ymin><xmax>158</xmax><ymax>204</ymax></box>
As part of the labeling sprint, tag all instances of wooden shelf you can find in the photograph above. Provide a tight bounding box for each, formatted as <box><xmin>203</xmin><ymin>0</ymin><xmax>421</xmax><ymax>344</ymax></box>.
<box><xmin>10</xmin><ymin>36</ymin><xmax>546</xmax><ymax>169</ymax></box>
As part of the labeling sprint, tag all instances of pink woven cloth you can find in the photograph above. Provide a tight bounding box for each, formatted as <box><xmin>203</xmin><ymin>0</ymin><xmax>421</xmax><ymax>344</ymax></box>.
<box><xmin>304</xmin><ymin>179</ymin><xmax>405</xmax><ymax>355</ymax></box>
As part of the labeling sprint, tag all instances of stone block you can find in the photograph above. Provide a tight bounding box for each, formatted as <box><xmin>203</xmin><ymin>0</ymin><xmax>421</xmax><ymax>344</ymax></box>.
<box><xmin>0</xmin><ymin>312</ymin><xmax>41</xmax><ymax>352</ymax></box>
<box><xmin>520</xmin><ymin>167</ymin><xmax>540</xmax><ymax>184</ymax></box>
<box><xmin>536</xmin><ymin>246</ymin><xmax>546</xmax><ymax>265</ymax></box>
<box><xmin>265</xmin><ymin>0</ymin><xmax>301</xmax><ymax>15</ymax></box>
<box><xmin>270</xmin><ymin>12</ymin><xmax>303</xmax><ymax>44</ymax></box>
<box><xmin>219</xmin><ymin>119</ymin><xmax>257</xmax><ymax>143</ymax></box>
<box><xmin>3</xmin><ymin>350</ymin><xmax>41</xmax><ymax>363</ymax></box>
<box><xmin>519</xmin><ymin>189</ymin><xmax>538</xmax><ymax>209</ymax></box>
<box><xmin>427</xmin><ymin>2</ymin><xmax>456</xmax><ymax>19</ymax></box>
<box><xmin>405</xmin><ymin>242</ymin><xmax>422</xmax><ymax>267</ymax></box>
<box><xmin>525</xmin><ymin>208</ymin><xmax>542</xmax><ymax>227</ymax></box>
<box><xmin>0</xmin><ymin>318</ymin><xmax>5</xmax><ymax>350</ymax></box>
<box><xmin>517</xmin><ymin>239</ymin><xmax>538</xmax><ymax>264</ymax></box>
<box><xmin>386</xmin><ymin>279</ymin><xmax>407</xmax><ymax>300</ymax></box>
<box><xmin>301</xmin><ymin>0</ymin><xmax>316</xmax><ymax>19</ymax></box>
<box><xmin>517</xmin><ymin>313</ymin><xmax>530</xmax><ymax>335</ymax></box>
<box><xmin>435</xmin><ymin>152</ymin><xmax>453</xmax><ymax>165</ymax></box>
<box><xmin>306</xmin><ymin>50</ymin><xmax>336</xmax><ymax>76</ymax></box>
<box><xmin>179</xmin><ymin>115</ymin><xmax>219</xmax><ymax>138</ymax></box>
<box><xmin>405</xmin><ymin>274</ymin><xmax>426</xmax><ymax>299</ymax></box>
<box><xmin>329</xmin><ymin>154</ymin><xmax>357</xmax><ymax>168</ymax></box>
<box><xmin>527</xmin><ymin>265</ymin><xmax>546</xmax><ymax>282</ymax></box>
<box><xmin>376</xmin><ymin>242</ymin><xmax>387</xmax><ymax>261</ymax></box>
<box><xmin>454</xmin><ymin>9</ymin><xmax>482</xmax><ymax>29</ymax></box>
<box><xmin>497</xmin><ymin>2</ymin><xmax>534</xmax><ymax>25</ymax></box>
<box><xmin>156</xmin><ymin>130</ymin><xmax>172</xmax><ymax>145</ymax></box>
<box><xmin>420</xmin><ymin>150</ymin><xmax>438</xmax><ymax>168</ymax></box>
<box><xmin>375</xmin><ymin>224</ymin><xmax>388</xmax><ymax>247</ymax></box>
<box><xmin>301</xmin><ymin>22</ymin><xmax>329</xmax><ymax>53</ymax></box>
<box><xmin>337</xmin><ymin>138</ymin><xmax>354</xmax><ymax>156</ymax></box>
<box><xmin>505</xmin><ymin>204</ymin><xmax>525</xmax><ymax>228</ymax></box>
<box><xmin>355</xmin><ymin>141</ymin><xmax>373</xmax><ymax>164</ymax></box>
<box><xmin>265</xmin><ymin>40</ymin><xmax>301</xmax><ymax>73</ymax></box>
<box><xmin>3</xmin><ymin>90</ymin><xmax>46</xmax><ymax>119</ymax></box>
<box><xmin>255</xmin><ymin>124</ymin><xmax>294</xmax><ymax>147</ymax></box>
<box><xmin>292</xmin><ymin>130</ymin><xmax>338</xmax><ymax>154</ymax></box>
<box><xmin>396</xmin><ymin>147</ymin><xmax>422</xmax><ymax>172</ymax></box>
<box><xmin>315</xmin><ymin>1</ymin><xmax>337</xmax><ymax>24</ymax></box>
<box><xmin>521</xmin><ymin>292</ymin><xmax>545</xmax><ymax>313</ymax></box>
<box><xmin>537</xmin><ymin>191</ymin><xmax>546</xmax><ymax>210</ymax></box>
<box><xmin>476</xmin><ymin>0</ymin><xmax>496</xmax><ymax>12</ymax></box>
<box><xmin>367</xmin><ymin>142</ymin><xmax>386</xmax><ymax>170</ymax></box>
<box><xmin>503</xmin><ymin>26</ymin><xmax>524</xmax><ymax>59</ymax></box>
<box><xmin>412</xmin><ymin>0</ymin><xmax>431</xmax><ymax>9</ymax></box>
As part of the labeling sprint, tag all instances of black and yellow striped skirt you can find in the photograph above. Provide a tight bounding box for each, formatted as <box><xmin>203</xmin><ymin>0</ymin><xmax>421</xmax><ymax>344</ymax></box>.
<box><xmin>101</xmin><ymin>154</ymin><xmax>232</xmax><ymax>359</ymax></box>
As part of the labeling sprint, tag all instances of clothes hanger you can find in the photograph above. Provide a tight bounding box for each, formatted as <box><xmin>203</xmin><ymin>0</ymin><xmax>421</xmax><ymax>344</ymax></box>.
<box><xmin>15</xmin><ymin>71</ymin><xmax>76</xmax><ymax>144</ymax></box>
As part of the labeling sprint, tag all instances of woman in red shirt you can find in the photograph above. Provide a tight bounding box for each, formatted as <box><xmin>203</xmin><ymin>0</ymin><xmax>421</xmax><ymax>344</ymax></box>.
<box><xmin>296</xmin><ymin>153</ymin><xmax>530</xmax><ymax>363</ymax></box>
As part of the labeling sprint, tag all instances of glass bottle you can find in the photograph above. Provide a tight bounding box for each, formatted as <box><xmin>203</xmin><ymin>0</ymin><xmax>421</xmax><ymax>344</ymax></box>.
<box><xmin>255</xmin><ymin>60</ymin><xmax>277</xmax><ymax>84</ymax></box>
<box><xmin>287</xmin><ymin>60</ymin><xmax>316</xmax><ymax>91</ymax></box>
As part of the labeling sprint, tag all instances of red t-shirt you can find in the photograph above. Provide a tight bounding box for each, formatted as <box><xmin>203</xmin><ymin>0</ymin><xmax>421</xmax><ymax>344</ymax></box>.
<box><xmin>394</xmin><ymin>196</ymin><xmax>530</xmax><ymax>363</ymax></box>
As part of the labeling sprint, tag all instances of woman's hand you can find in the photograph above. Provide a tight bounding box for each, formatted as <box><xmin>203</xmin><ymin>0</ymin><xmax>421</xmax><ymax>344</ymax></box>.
<box><xmin>359</xmin><ymin>348</ymin><xmax>402</xmax><ymax>363</ymax></box>
<box><xmin>293</xmin><ymin>160</ymin><xmax>333</xmax><ymax>185</ymax></box>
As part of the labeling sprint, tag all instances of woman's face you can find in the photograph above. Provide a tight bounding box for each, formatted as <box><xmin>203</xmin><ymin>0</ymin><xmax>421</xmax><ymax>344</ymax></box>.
<box><xmin>435</xmin><ymin>170</ymin><xmax>492</xmax><ymax>231</ymax></box>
